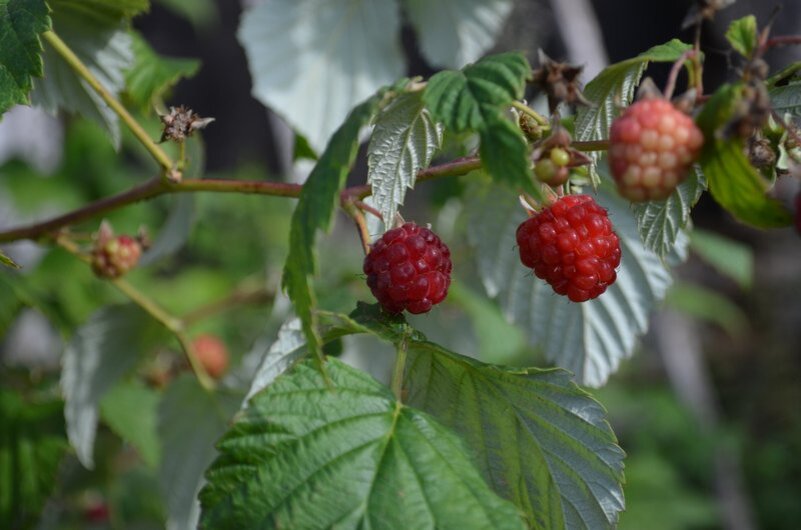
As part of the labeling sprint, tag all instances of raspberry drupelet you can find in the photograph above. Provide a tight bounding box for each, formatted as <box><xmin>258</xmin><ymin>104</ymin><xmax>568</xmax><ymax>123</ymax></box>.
<box><xmin>517</xmin><ymin>195</ymin><xmax>621</xmax><ymax>303</ymax></box>
<box><xmin>363</xmin><ymin>222</ymin><xmax>452</xmax><ymax>314</ymax></box>
<box><xmin>609</xmin><ymin>98</ymin><xmax>704</xmax><ymax>201</ymax></box>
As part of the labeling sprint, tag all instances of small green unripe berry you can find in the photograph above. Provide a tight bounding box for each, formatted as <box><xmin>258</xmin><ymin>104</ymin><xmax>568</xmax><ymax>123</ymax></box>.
<box><xmin>534</xmin><ymin>159</ymin><xmax>558</xmax><ymax>182</ymax></box>
<box><xmin>549</xmin><ymin>147</ymin><xmax>570</xmax><ymax>167</ymax></box>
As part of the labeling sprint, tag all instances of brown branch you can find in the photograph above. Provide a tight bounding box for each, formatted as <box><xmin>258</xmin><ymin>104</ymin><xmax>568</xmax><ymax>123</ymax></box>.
<box><xmin>0</xmin><ymin>156</ymin><xmax>484</xmax><ymax>244</ymax></box>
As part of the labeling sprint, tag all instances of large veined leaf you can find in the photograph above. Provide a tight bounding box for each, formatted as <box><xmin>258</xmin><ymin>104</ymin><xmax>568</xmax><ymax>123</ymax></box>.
<box><xmin>405</xmin><ymin>342</ymin><xmax>625</xmax><ymax>530</ymax></box>
<box><xmin>238</xmin><ymin>0</ymin><xmax>404</xmax><ymax>152</ymax></box>
<box><xmin>632</xmin><ymin>167</ymin><xmax>704</xmax><ymax>257</ymax></box>
<box><xmin>61</xmin><ymin>304</ymin><xmax>168</xmax><ymax>468</ymax></box>
<box><xmin>465</xmin><ymin>183</ymin><xmax>678</xmax><ymax>387</ymax></box>
<box><xmin>770</xmin><ymin>78</ymin><xmax>801</xmax><ymax>117</ymax></box>
<box><xmin>404</xmin><ymin>0</ymin><xmax>514</xmax><ymax>69</ymax></box>
<box><xmin>423</xmin><ymin>52</ymin><xmax>534</xmax><ymax>192</ymax></box>
<box><xmin>0</xmin><ymin>391</ymin><xmax>67</xmax><ymax>529</ymax></box>
<box><xmin>200</xmin><ymin>358</ymin><xmax>526</xmax><ymax>530</ymax></box>
<box><xmin>282</xmin><ymin>92</ymin><xmax>386</xmax><ymax>370</ymax></box>
<box><xmin>574</xmin><ymin>40</ymin><xmax>693</xmax><ymax>184</ymax></box>
<box><xmin>696</xmin><ymin>84</ymin><xmax>791</xmax><ymax>228</ymax></box>
<box><xmin>31</xmin><ymin>0</ymin><xmax>147</xmax><ymax>147</ymax></box>
<box><xmin>0</xmin><ymin>0</ymin><xmax>51</xmax><ymax>117</ymax></box>
<box><xmin>423</xmin><ymin>51</ymin><xmax>529</xmax><ymax>132</ymax></box>
<box><xmin>159</xmin><ymin>375</ymin><xmax>241</xmax><ymax>530</ymax></box>
<box><xmin>367</xmin><ymin>90</ymin><xmax>443</xmax><ymax>225</ymax></box>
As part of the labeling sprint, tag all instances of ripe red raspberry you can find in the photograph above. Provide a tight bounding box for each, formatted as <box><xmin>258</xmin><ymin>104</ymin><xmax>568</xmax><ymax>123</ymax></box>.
<box><xmin>363</xmin><ymin>222</ymin><xmax>452</xmax><ymax>314</ymax></box>
<box><xmin>91</xmin><ymin>235</ymin><xmax>142</xmax><ymax>279</ymax></box>
<box><xmin>609</xmin><ymin>98</ymin><xmax>704</xmax><ymax>201</ymax></box>
<box><xmin>517</xmin><ymin>195</ymin><xmax>621</xmax><ymax>303</ymax></box>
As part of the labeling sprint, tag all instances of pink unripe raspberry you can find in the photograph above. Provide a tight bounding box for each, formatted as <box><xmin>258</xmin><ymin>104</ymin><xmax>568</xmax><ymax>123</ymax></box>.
<box><xmin>609</xmin><ymin>98</ymin><xmax>704</xmax><ymax>201</ymax></box>
<box><xmin>363</xmin><ymin>222</ymin><xmax>452</xmax><ymax>314</ymax></box>
<box><xmin>91</xmin><ymin>235</ymin><xmax>142</xmax><ymax>279</ymax></box>
<box><xmin>517</xmin><ymin>195</ymin><xmax>621</xmax><ymax>303</ymax></box>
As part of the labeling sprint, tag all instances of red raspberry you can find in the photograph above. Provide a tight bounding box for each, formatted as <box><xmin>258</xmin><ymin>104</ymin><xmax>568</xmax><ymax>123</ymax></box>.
<box><xmin>192</xmin><ymin>334</ymin><xmax>229</xmax><ymax>379</ymax></box>
<box><xmin>516</xmin><ymin>195</ymin><xmax>621</xmax><ymax>303</ymax></box>
<box><xmin>609</xmin><ymin>98</ymin><xmax>704</xmax><ymax>201</ymax></box>
<box><xmin>91</xmin><ymin>235</ymin><xmax>142</xmax><ymax>279</ymax></box>
<box><xmin>363</xmin><ymin>222</ymin><xmax>452</xmax><ymax>314</ymax></box>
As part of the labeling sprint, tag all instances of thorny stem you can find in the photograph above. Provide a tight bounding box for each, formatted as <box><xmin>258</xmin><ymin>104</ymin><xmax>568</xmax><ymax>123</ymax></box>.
<box><xmin>54</xmin><ymin>237</ymin><xmax>215</xmax><ymax>391</ymax></box>
<box><xmin>572</xmin><ymin>140</ymin><xmax>610</xmax><ymax>152</ymax></box>
<box><xmin>511</xmin><ymin>100</ymin><xmax>550</xmax><ymax>126</ymax></box>
<box><xmin>664</xmin><ymin>50</ymin><xmax>698</xmax><ymax>100</ymax></box>
<box><xmin>761</xmin><ymin>35</ymin><xmax>801</xmax><ymax>54</ymax></box>
<box><xmin>391</xmin><ymin>331</ymin><xmax>410</xmax><ymax>401</ymax></box>
<box><xmin>343</xmin><ymin>201</ymin><xmax>372</xmax><ymax>255</ymax></box>
<box><xmin>42</xmin><ymin>31</ymin><xmax>175</xmax><ymax>176</ymax></box>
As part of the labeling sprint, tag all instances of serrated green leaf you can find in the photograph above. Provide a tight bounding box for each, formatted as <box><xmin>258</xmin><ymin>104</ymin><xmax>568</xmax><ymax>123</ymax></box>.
<box><xmin>725</xmin><ymin>15</ymin><xmax>758</xmax><ymax>57</ymax></box>
<box><xmin>405</xmin><ymin>342</ymin><xmax>625</xmax><ymax>530</ymax></box>
<box><xmin>159</xmin><ymin>375</ymin><xmax>241</xmax><ymax>530</ymax></box>
<box><xmin>125</xmin><ymin>32</ymin><xmax>199</xmax><ymax>110</ymax></box>
<box><xmin>0</xmin><ymin>0</ymin><xmax>51</xmax><ymax>117</ymax></box>
<box><xmin>0</xmin><ymin>248</ymin><xmax>20</xmax><ymax>269</ymax></box>
<box><xmin>575</xmin><ymin>39</ymin><xmax>693</xmax><ymax>184</ymax></box>
<box><xmin>696</xmin><ymin>84</ymin><xmax>791</xmax><ymax>228</ymax></box>
<box><xmin>0</xmin><ymin>391</ymin><xmax>67</xmax><ymax>530</ymax></box>
<box><xmin>465</xmin><ymin>182</ymin><xmax>678</xmax><ymax>387</ymax></box>
<box><xmin>238</xmin><ymin>0</ymin><xmax>404</xmax><ymax>152</ymax></box>
<box><xmin>282</xmin><ymin>93</ymin><xmax>385</xmax><ymax>372</ymax></box>
<box><xmin>154</xmin><ymin>0</ymin><xmax>216</xmax><ymax>30</ymax></box>
<box><xmin>200</xmin><ymin>358</ymin><xmax>526</xmax><ymax>530</ymax></box>
<box><xmin>404</xmin><ymin>0</ymin><xmax>514</xmax><ymax>69</ymax></box>
<box><xmin>689</xmin><ymin>229</ymin><xmax>754</xmax><ymax>289</ymax></box>
<box><xmin>99</xmin><ymin>379</ymin><xmax>161</xmax><ymax>468</ymax></box>
<box><xmin>632</xmin><ymin>167</ymin><xmax>705</xmax><ymax>257</ymax></box>
<box><xmin>244</xmin><ymin>317</ymin><xmax>305</xmax><ymax>402</ymax></box>
<box><xmin>367</xmin><ymin>90</ymin><xmax>443</xmax><ymax>225</ymax></box>
<box><xmin>479</xmin><ymin>114</ymin><xmax>535</xmax><ymax>193</ymax></box>
<box><xmin>49</xmin><ymin>0</ymin><xmax>149</xmax><ymax>25</ymax></box>
<box><xmin>61</xmin><ymin>303</ymin><xmax>168</xmax><ymax>468</ymax></box>
<box><xmin>769</xmin><ymin>78</ymin><xmax>801</xmax><ymax>117</ymax></box>
<box><xmin>423</xmin><ymin>51</ymin><xmax>530</xmax><ymax>132</ymax></box>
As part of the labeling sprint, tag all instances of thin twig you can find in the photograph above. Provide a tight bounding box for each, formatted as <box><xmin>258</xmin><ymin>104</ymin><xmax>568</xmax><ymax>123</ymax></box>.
<box><xmin>183</xmin><ymin>284</ymin><xmax>274</xmax><ymax>325</ymax></box>
<box><xmin>572</xmin><ymin>140</ymin><xmax>610</xmax><ymax>152</ymax></box>
<box><xmin>42</xmin><ymin>31</ymin><xmax>175</xmax><ymax>175</ymax></box>
<box><xmin>664</xmin><ymin>50</ymin><xmax>697</xmax><ymax>100</ymax></box>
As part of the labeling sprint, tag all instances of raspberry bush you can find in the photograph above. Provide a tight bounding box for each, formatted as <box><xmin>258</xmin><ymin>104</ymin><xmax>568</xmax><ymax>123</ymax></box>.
<box><xmin>1</xmin><ymin>2</ymin><xmax>799</xmax><ymax>529</ymax></box>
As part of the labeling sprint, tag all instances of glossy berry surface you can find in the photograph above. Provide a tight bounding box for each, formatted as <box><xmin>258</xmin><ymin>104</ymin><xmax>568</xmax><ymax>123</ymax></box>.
<box><xmin>91</xmin><ymin>235</ymin><xmax>141</xmax><ymax>279</ymax></box>
<box><xmin>609</xmin><ymin>98</ymin><xmax>704</xmax><ymax>201</ymax></box>
<box><xmin>363</xmin><ymin>222</ymin><xmax>452</xmax><ymax>314</ymax></box>
<box><xmin>517</xmin><ymin>195</ymin><xmax>621</xmax><ymax>303</ymax></box>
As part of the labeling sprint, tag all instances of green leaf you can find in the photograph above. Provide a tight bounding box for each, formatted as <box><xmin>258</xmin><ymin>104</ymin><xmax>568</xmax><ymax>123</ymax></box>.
<box><xmin>368</xmin><ymin>90</ymin><xmax>443</xmax><ymax>224</ymax></box>
<box><xmin>465</xmin><ymin>182</ymin><xmax>679</xmax><ymax>387</ymax></box>
<box><xmin>632</xmin><ymin>167</ymin><xmax>705</xmax><ymax>257</ymax></box>
<box><xmin>245</xmin><ymin>317</ymin><xmax>305</xmax><ymax>401</ymax></box>
<box><xmin>575</xmin><ymin>39</ymin><xmax>693</xmax><ymax>184</ymax></box>
<box><xmin>0</xmin><ymin>0</ymin><xmax>51</xmax><ymax>117</ymax></box>
<box><xmin>696</xmin><ymin>84</ymin><xmax>791</xmax><ymax>228</ymax></box>
<box><xmin>200</xmin><ymin>358</ymin><xmax>525</xmax><ymax>530</ymax></box>
<box><xmin>99</xmin><ymin>379</ymin><xmax>161</xmax><ymax>468</ymax></box>
<box><xmin>725</xmin><ymin>15</ymin><xmax>758</xmax><ymax>57</ymax></box>
<box><xmin>665</xmin><ymin>281</ymin><xmax>748</xmax><ymax>337</ymax></box>
<box><xmin>282</xmin><ymin>93</ymin><xmax>385</xmax><ymax>371</ymax></box>
<box><xmin>405</xmin><ymin>343</ymin><xmax>625</xmax><ymax>530</ymax></box>
<box><xmin>125</xmin><ymin>32</ymin><xmax>199</xmax><ymax>110</ymax></box>
<box><xmin>404</xmin><ymin>0</ymin><xmax>514</xmax><ymax>69</ymax></box>
<box><xmin>292</xmin><ymin>132</ymin><xmax>318</xmax><ymax>161</ymax></box>
<box><xmin>479</xmin><ymin>115</ymin><xmax>535</xmax><ymax>192</ymax></box>
<box><xmin>238</xmin><ymin>0</ymin><xmax>404</xmax><ymax>151</ymax></box>
<box><xmin>154</xmin><ymin>0</ymin><xmax>216</xmax><ymax>30</ymax></box>
<box><xmin>689</xmin><ymin>229</ymin><xmax>754</xmax><ymax>289</ymax></box>
<box><xmin>423</xmin><ymin>51</ymin><xmax>530</xmax><ymax>132</ymax></box>
<box><xmin>159</xmin><ymin>375</ymin><xmax>241</xmax><ymax>530</ymax></box>
<box><xmin>31</xmin><ymin>0</ymin><xmax>148</xmax><ymax>146</ymax></box>
<box><xmin>769</xmin><ymin>77</ymin><xmax>801</xmax><ymax>117</ymax></box>
<box><xmin>0</xmin><ymin>248</ymin><xmax>20</xmax><ymax>269</ymax></box>
<box><xmin>0</xmin><ymin>391</ymin><xmax>67</xmax><ymax>530</ymax></box>
<box><xmin>61</xmin><ymin>303</ymin><xmax>168</xmax><ymax>468</ymax></box>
